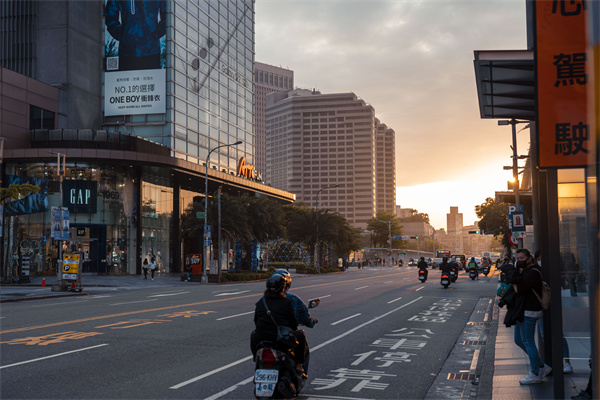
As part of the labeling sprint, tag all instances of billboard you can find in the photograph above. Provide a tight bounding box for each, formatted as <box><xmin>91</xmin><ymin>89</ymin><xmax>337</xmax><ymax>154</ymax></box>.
<box><xmin>103</xmin><ymin>0</ymin><xmax>166</xmax><ymax>116</ymax></box>
<box><xmin>536</xmin><ymin>1</ymin><xmax>589</xmax><ymax>168</ymax></box>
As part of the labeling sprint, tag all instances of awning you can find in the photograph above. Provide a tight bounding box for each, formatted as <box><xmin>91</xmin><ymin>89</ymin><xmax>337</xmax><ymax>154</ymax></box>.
<box><xmin>473</xmin><ymin>50</ymin><xmax>535</xmax><ymax>120</ymax></box>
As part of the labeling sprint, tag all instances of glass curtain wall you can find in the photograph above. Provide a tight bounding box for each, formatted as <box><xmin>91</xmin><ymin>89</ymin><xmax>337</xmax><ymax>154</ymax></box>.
<box><xmin>557</xmin><ymin>169</ymin><xmax>590</xmax><ymax>377</ymax></box>
<box><xmin>141</xmin><ymin>181</ymin><xmax>173</xmax><ymax>273</ymax></box>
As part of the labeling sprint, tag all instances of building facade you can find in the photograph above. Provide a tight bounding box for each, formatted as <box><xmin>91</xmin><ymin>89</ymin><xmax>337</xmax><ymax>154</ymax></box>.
<box><xmin>0</xmin><ymin>1</ymin><xmax>294</xmax><ymax>281</ymax></box>
<box><xmin>375</xmin><ymin>120</ymin><xmax>396</xmax><ymax>214</ymax></box>
<box><xmin>253</xmin><ymin>62</ymin><xmax>293</xmax><ymax>178</ymax></box>
<box><xmin>265</xmin><ymin>89</ymin><xmax>396</xmax><ymax>229</ymax></box>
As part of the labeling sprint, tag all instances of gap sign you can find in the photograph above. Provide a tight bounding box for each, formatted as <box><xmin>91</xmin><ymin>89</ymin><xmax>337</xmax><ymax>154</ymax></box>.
<box><xmin>62</xmin><ymin>181</ymin><xmax>97</xmax><ymax>213</ymax></box>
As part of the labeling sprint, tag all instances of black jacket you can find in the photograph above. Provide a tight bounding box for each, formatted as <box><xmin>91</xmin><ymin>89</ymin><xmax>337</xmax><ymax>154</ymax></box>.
<box><xmin>499</xmin><ymin>286</ymin><xmax>526</xmax><ymax>327</ymax></box>
<box><xmin>508</xmin><ymin>262</ymin><xmax>543</xmax><ymax>312</ymax></box>
<box><xmin>417</xmin><ymin>260</ymin><xmax>428</xmax><ymax>271</ymax></box>
<box><xmin>440</xmin><ymin>261</ymin><xmax>451</xmax><ymax>274</ymax></box>
<box><xmin>254</xmin><ymin>294</ymin><xmax>298</xmax><ymax>343</ymax></box>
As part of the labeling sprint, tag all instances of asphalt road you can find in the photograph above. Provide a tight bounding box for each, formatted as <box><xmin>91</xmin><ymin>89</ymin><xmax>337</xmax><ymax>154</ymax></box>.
<box><xmin>0</xmin><ymin>267</ymin><xmax>498</xmax><ymax>400</ymax></box>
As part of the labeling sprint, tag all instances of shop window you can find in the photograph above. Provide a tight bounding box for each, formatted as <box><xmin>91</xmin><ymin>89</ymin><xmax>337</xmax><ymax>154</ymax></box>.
<box><xmin>30</xmin><ymin>105</ymin><xmax>55</xmax><ymax>130</ymax></box>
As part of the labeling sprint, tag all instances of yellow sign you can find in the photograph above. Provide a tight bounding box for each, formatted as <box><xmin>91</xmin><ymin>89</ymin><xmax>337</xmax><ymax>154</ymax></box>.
<box><xmin>62</xmin><ymin>253</ymin><xmax>80</xmax><ymax>274</ymax></box>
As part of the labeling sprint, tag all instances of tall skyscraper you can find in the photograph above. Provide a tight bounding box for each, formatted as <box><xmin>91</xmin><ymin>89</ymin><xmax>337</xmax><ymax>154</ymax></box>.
<box><xmin>447</xmin><ymin>206</ymin><xmax>464</xmax><ymax>233</ymax></box>
<box><xmin>375</xmin><ymin>120</ymin><xmax>396</xmax><ymax>214</ymax></box>
<box><xmin>254</xmin><ymin>62</ymin><xmax>294</xmax><ymax>177</ymax></box>
<box><xmin>266</xmin><ymin>89</ymin><xmax>395</xmax><ymax>229</ymax></box>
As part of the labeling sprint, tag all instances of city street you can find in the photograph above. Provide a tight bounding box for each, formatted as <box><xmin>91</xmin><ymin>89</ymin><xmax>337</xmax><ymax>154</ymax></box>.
<box><xmin>0</xmin><ymin>267</ymin><xmax>499</xmax><ymax>399</ymax></box>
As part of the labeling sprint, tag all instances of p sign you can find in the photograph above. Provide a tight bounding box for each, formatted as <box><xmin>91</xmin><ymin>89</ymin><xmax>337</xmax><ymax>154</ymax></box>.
<box><xmin>508</xmin><ymin>205</ymin><xmax>523</xmax><ymax>215</ymax></box>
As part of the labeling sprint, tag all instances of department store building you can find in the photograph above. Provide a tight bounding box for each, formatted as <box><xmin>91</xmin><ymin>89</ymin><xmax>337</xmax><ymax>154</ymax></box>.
<box><xmin>0</xmin><ymin>0</ymin><xmax>294</xmax><ymax>279</ymax></box>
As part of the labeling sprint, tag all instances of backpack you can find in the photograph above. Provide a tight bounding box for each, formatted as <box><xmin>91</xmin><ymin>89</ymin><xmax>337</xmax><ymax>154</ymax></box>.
<box><xmin>532</xmin><ymin>268</ymin><xmax>551</xmax><ymax>310</ymax></box>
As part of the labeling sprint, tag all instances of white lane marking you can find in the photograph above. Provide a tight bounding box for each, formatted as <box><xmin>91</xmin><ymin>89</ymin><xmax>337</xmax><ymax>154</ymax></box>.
<box><xmin>217</xmin><ymin>311</ymin><xmax>253</xmax><ymax>321</ymax></box>
<box><xmin>383</xmin><ymin>281</ymin><xmax>393</xmax><ymax>284</ymax></box>
<box><xmin>148</xmin><ymin>291</ymin><xmax>189</xmax><ymax>298</ymax></box>
<box><xmin>416</xmin><ymin>286</ymin><xmax>424</xmax><ymax>291</ymax></box>
<box><xmin>170</xmin><ymin>356</ymin><xmax>253</xmax><ymax>389</ymax></box>
<box><xmin>110</xmin><ymin>299</ymin><xmax>158</xmax><ymax>306</ymax></box>
<box><xmin>31</xmin><ymin>300</ymin><xmax>89</xmax><ymax>308</ymax></box>
<box><xmin>303</xmin><ymin>395</ymin><xmax>374</xmax><ymax>400</ymax></box>
<box><xmin>315</xmin><ymin>295</ymin><xmax>331</xmax><ymax>300</ymax></box>
<box><xmin>0</xmin><ymin>344</ymin><xmax>108</xmax><ymax>370</ymax></box>
<box><xmin>173</xmin><ymin>296</ymin><xmax>423</xmax><ymax>396</ymax></box>
<box><xmin>331</xmin><ymin>313</ymin><xmax>361</xmax><ymax>326</ymax></box>
<box><xmin>355</xmin><ymin>286</ymin><xmax>368</xmax><ymax>290</ymax></box>
<box><xmin>87</xmin><ymin>295</ymin><xmax>113</xmax><ymax>299</ymax></box>
<box><xmin>387</xmin><ymin>297</ymin><xmax>403</xmax><ymax>304</ymax></box>
<box><xmin>214</xmin><ymin>290</ymin><xmax>250</xmax><ymax>296</ymax></box>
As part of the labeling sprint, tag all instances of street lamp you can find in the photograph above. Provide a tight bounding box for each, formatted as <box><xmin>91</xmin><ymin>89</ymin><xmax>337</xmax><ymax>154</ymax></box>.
<box><xmin>314</xmin><ymin>184</ymin><xmax>339</xmax><ymax>272</ymax></box>
<box><xmin>375</xmin><ymin>218</ymin><xmax>394</xmax><ymax>267</ymax></box>
<box><xmin>498</xmin><ymin>118</ymin><xmax>530</xmax><ymax>248</ymax></box>
<box><xmin>202</xmin><ymin>140</ymin><xmax>242</xmax><ymax>283</ymax></box>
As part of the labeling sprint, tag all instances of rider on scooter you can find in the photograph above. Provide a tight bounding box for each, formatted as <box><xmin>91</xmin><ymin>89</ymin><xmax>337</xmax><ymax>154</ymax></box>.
<box><xmin>272</xmin><ymin>269</ymin><xmax>318</xmax><ymax>378</ymax></box>
<box><xmin>417</xmin><ymin>257</ymin><xmax>428</xmax><ymax>279</ymax></box>
<box><xmin>468</xmin><ymin>257</ymin><xmax>479</xmax><ymax>280</ymax></box>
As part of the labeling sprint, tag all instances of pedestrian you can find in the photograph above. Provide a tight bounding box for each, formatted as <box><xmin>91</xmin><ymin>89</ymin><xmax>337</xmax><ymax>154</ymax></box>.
<box><xmin>509</xmin><ymin>248</ymin><xmax>551</xmax><ymax>384</ymax></box>
<box><xmin>150</xmin><ymin>257</ymin><xmax>157</xmax><ymax>280</ymax></box>
<box><xmin>142</xmin><ymin>258</ymin><xmax>149</xmax><ymax>280</ymax></box>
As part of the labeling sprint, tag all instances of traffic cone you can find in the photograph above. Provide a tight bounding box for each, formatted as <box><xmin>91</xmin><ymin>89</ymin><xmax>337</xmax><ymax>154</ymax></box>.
<box><xmin>42</xmin><ymin>277</ymin><xmax>46</xmax><ymax>287</ymax></box>
<box><xmin>71</xmin><ymin>281</ymin><xmax>76</xmax><ymax>290</ymax></box>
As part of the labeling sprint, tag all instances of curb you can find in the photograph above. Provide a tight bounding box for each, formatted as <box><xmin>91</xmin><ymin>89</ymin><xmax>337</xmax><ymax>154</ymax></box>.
<box><xmin>0</xmin><ymin>292</ymin><xmax>89</xmax><ymax>303</ymax></box>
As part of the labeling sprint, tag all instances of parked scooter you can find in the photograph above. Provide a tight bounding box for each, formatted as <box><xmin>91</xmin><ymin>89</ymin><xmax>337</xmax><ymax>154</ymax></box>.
<box><xmin>440</xmin><ymin>273</ymin><xmax>450</xmax><ymax>289</ymax></box>
<box><xmin>253</xmin><ymin>299</ymin><xmax>320</xmax><ymax>399</ymax></box>
<box><xmin>418</xmin><ymin>269</ymin><xmax>427</xmax><ymax>283</ymax></box>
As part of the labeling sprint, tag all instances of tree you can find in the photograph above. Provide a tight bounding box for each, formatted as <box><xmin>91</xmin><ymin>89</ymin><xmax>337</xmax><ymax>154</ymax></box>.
<box><xmin>0</xmin><ymin>184</ymin><xmax>41</xmax><ymax>205</ymax></box>
<box><xmin>400</xmin><ymin>212</ymin><xmax>430</xmax><ymax>224</ymax></box>
<box><xmin>475</xmin><ymin>197</ymin><xmax>512</xmax><ymax>252</ymax></box>
<box><xmin>366</xmin><ymin>211</ymin><xmax>402</xmax><ymax>248</ymax></box>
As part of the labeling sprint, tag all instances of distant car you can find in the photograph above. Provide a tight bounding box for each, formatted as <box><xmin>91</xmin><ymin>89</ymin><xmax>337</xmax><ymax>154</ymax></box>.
<box><xmin>431</xmin><ymin>258</ymin><xmax>444</xmax><ymax>269</ymax></box>
<box><xmin>408</xmin><ymin>260</ymin><xmax>417</xmax><ymax>267</ymax></box>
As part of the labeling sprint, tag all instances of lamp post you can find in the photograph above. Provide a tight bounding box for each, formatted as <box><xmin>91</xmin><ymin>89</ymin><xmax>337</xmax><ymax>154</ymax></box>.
<box><xmin>314</xmin><ymin>184</ymin><xmax>339</xmax><ymax>272</ymax></box>
<box><xmin>498</xmin><ymin>118</ymin><xmax>529</xmax><ymax>248</ymax></box>
<box><xmin>202</xmin><ymin>141</ymin><xmax>242</xmax><ymax>283</ymax></box>
<box><xmin>375</xmin><ymin>218</ymin><xmax>394</xmax><ymax>267</ymax></box>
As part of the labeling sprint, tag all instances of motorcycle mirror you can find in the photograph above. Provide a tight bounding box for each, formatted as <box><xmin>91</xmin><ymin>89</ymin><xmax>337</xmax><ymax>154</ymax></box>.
<box><xmin>307</xmin><ymin>298</ymin><xmax>320</xmax><ymax>309</ymax></box>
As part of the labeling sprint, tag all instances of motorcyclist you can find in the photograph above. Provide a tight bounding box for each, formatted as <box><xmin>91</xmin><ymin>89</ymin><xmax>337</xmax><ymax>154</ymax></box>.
<box><xmin>272</xmin><ymin>269</ymin><xmax>317</xmax><ymax>377</ymax></box>
<box><xmin>468</xmin><ymin>257</ymin><xmax>479</xmax><ymax>279</ymax></box>
<box><xmin>482</xmin><ymin>257</ymin><xmax>490</xmax><ymax>274</ymax></box>
<box><xmin>439</xmin><ymin>257</ymin><xmax>452</xmax><ymax>275</ymax></box>
<box><xmin>417</xmin><ymin>257</ymin><xmax>428</xmax><ymax>279</ymax></box>
<box><xmin>448</xmin><ymin>256</ymin><xmax>459</xmax><ymax>280</ymax></box>
<box><xmin>251</xmin><ymin>275</ymin><xmax>299</xmax><ymax>359</ymax></box>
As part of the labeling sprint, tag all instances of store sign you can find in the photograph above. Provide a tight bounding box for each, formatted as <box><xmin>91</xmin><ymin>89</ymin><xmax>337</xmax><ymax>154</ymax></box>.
<box><xmin>536</xmin><ymin>1</ymin><xmax>589</xmax><ymax>167</ymax></box>
<box><xmin>237</xmin><ymin>157</ymin><xmax>263</xmax><ymax>182</ymax></box>
<box><xmin>63</xmin><ymin>181</ymin><xmax>98</xmax><ymax>213</ymax></box>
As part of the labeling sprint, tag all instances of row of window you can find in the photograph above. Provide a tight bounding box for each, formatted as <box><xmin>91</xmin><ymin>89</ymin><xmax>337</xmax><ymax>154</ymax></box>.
<box><xmin>255</xmin><ymin>70</ymin><xmax>293</xmax><ymax>89</ymax></box>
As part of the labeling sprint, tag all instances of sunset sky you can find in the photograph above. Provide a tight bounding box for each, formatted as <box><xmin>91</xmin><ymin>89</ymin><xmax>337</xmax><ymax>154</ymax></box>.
<box><xmin>255</xmin><ymin>0</ymin><xmax>528</xmax><ymax>229</ymax></box>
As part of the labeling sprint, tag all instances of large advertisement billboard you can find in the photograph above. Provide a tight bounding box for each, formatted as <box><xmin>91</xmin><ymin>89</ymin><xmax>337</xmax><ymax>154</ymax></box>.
<box><xmin>103</xmin><ymin>0</ymin><xmax>166</xmax><ymax>116</ymax></box>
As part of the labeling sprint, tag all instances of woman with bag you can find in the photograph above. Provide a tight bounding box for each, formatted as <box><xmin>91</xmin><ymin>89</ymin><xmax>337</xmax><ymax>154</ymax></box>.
<box><xmin>509</xmin><ymin>248</ymin><xmax>551</xmax><ymax>385</ymax></box>
<box><xmin>150</xmin><ymin>257</ymin><xmax>157</xmax><ymax>280</ymax></box>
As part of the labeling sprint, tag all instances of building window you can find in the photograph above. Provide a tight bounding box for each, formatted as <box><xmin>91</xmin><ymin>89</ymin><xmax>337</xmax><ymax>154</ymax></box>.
<box><xmin>30</xmin><ymin>105</ymin><xmax>55</xmax><ymax>130</ymax></box>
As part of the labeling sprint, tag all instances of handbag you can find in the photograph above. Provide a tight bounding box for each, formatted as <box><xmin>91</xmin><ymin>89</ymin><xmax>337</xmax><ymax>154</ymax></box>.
<box><xmin>496</xmin><ymin>282</ymin><xmax>510</xmax><ymax>297</ymax></box>
<box><xmin>262</xmin><ymin>297</ymin><xmax>299</xmax><ymax>347</ymax></box>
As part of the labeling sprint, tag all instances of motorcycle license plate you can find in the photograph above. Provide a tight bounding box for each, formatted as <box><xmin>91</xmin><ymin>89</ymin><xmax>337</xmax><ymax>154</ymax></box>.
<box><xmin>255</xmin><ymin>370</ymin><xmax>278</xmax><ymax>397</ymax></box>
<box><xmin>441</xmin><ymin>279</ymin><xmax>449</xmax><ymax>285</ymax></box>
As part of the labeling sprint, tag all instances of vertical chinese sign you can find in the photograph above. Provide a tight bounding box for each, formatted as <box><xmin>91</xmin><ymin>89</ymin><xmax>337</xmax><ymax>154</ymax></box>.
<box><xmin>536</xmin><ymin>0</ymin><xmax>589</xmax><ymax>168</ymax></box>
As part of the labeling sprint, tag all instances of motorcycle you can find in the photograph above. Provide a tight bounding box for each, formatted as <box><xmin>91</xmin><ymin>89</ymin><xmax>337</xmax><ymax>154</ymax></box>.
<box><xmin>254</xmin><ymin>298</ymin><xmax>320</xmax><ymax>399</ymax></box>
<box><xmin>449</xmin><ymin>269</ymin><xmax>457</xmax><ymax>283</ymax></box>
<box><xmin>469</xmin><ymin>268</ymin><xmax>478</xmax><ymax>280</ymax></box>
<box><xmin>418</xmin><ymin>269</ymin><xmax>427</xmax><ymax>283</ymax></box>
<box><xmin>483</xmin><ymin>266</ymin><xmax>490</xmax><ymax>276</ymax></box>
<box><xmin>440</xmin><ymin>273</ymin><xmax>450</xmax><ymax>289</ymax></box>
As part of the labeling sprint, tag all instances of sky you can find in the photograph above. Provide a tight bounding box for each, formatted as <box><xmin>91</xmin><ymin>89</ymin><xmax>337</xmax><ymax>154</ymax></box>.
<box><xmin>255</xmin><ymin>0</ymin><xmax>529</xmax><ymax>230</ymax></box>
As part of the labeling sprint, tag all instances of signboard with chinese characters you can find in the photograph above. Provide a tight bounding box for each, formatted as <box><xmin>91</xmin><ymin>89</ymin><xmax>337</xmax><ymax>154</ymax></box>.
<box><xmin>536</xmin><ymin>1</ymin><xmax>589</xmax><ymax>167</ymax></box>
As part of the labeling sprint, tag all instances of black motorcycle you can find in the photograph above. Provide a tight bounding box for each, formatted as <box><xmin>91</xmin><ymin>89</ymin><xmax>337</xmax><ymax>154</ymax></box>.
<box><xmin>440</xmin><ymin>273</ymin><xmax>450</xmax><ymax>289</ymax></box>
<box><xmin>254</xmin><ymin>299</ymin><xmax>320</xmax><ymax>399</ymax></box>
<box><xmin>483</xmin><ymin>266</ymin><xmax>490</xmax><ymax>276</ymax></box>
<box><xmin>469</xmin><ymin>268</ymin><xmax>478</xmax><ymax>280</ymax></box>
<box><xmin>449</xmin><ymin>269</ymin><xmax>457</xmax><ymax>283</ymax></box>
<box><xmin>418</xmin><ymin>269</ymin><xmax>427</xmax><ymax>283</ymax></box>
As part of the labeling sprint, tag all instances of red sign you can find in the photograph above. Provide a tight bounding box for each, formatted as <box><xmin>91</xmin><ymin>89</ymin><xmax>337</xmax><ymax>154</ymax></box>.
<box><xmin>536</xmin><ymin>1</ymin><xmax>589</xmax><ymax>168</ymax></box>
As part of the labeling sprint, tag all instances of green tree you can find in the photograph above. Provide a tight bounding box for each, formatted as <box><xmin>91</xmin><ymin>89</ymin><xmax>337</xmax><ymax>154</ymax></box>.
<box><xmin>0</xmin><ymin>184</ymin><xmax>41</xmax><ymax>205</ymax></box>
<box><xmin>366</xmin><ymin>211</ymin><xmax>402</xmax><ymax>248</ymax></box>
<box><xmin>401</xmin><ymin>212</ymin><xmax>430</xmax><ymax>224</ymax></box>
<box><xmin>475</xmin><ymin>197</ymin><xmax>512</xmax><ymax>252</ymax></box>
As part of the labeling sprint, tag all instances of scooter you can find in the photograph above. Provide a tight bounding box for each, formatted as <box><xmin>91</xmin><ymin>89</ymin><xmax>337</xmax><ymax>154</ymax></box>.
<box><xmin>440</xmin><ymin>273</ymin><xmax>450</xmax><ymax>289</ymax></box>
<box><xmin>483</xmin><ymin>266</ymin><xmax>490</xmax><ymax>276</ymax></box>
<box><xmin>469</xmin><ymin>268</ymin><xmax>478</xmax><ymax>280</ymax></box>
<box><xmin>449</xmin><ymin>269</ymin><xmax>457</xmax><ymax>283</ymax></box>
<box><xmin>254</xmin><ymin>299</ymin><xmax>320</xmax><ymax>399</ymax></box>
<box><xmin>418</xmin><ymin>269</ymin><xmax>427</xmax><ymax>283</ymax></box>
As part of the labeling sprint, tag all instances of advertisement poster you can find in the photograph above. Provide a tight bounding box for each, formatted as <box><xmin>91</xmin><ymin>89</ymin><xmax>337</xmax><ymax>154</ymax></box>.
<box><xmin>103</xmin><ymin>0</ymin><xmax>166</xmax><ymax>116</ymax></box>
<box><xmin>51</xmin><ymin>207</ymin><xmax>70</xmax><ymax>241</ymax></box>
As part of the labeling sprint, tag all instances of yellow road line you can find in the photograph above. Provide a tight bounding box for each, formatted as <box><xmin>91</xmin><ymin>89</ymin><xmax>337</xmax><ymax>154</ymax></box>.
<box><xmin>0</xmin><ymin>270</ymin><xmax>406</xmax><ymax>335</ymax></box>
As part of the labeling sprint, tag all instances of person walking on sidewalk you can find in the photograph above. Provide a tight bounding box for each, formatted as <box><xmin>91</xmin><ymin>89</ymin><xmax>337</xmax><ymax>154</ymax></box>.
<box><xmin>150</xmin><ymin>257</ymin><xmax>157</xmax><ymax>280</ymax></box>
<box><xmin>142</xmin><ymin>258</ymin><xmax>149</xmax><ymax>280</ymax></box>
<box><xmin>509</xmin><ymin>248</ymin><xmax>551</xmax><ymax>385</ymax></box>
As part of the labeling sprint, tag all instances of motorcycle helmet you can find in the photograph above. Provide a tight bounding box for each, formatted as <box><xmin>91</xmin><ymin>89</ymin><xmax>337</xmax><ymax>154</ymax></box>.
<box><xmin>420</xmin><ymin>257</ymin><xmax>425</xmax><ymax>261</ymax></box>
<box><xmin>442</xmin><ymin>257</ymin><xmax>448</xmax><ymax>262</ymax></box>
<box><xmin>266</xmin><ymin>274</ymin><xmax>286</xmax><ymax>293</ymax></box>
<box><xmin>272</xmin><ymin>269</ymin><xmax>292</xmax><ymax>290</ymax></box>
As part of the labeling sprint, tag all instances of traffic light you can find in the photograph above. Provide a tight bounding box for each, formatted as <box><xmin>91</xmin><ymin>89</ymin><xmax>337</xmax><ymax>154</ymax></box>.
<box><xmin>468</xmin><ymin>230</ymin><xmax>480</xmax><ymax>234</ymax></box>
<box><xmin>410</xmin><ymin>236</ymin><xmax>418</xmax><ymax>239</ymax></box>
